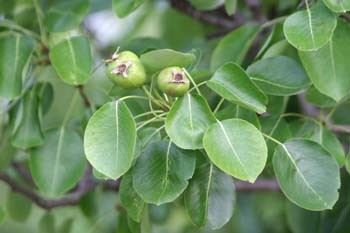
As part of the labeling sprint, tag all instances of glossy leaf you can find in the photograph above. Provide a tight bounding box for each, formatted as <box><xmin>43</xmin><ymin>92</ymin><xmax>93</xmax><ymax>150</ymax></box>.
<box><xmin>30</xmin><ymin>127</ymin><xmax>86</xmax><ymax>198</ymax></box>
<box><xmin>207</xmin><ymin>63</ymin><xmax>268</xmax><ymax>114</ymax></box>
<box><xmin>165</xmin><ymin>94</ymin><xmax>216</xmax><ymax>150</ymax></box>
<box><xmin>138</xmin><ymin>127</ymin><xmax>161</xmax><ymax>149</ymax></box>
<box><xmin>11</xmin><ymin>88</ymin><xmax>44</xmax><ymax>149</ymax></box>
<box><xmin>247</xmin><ymin>56</ymin><xmax>310</xmax><ymax>96</ymax></box>
<box><xmin>306</xmin><ymin>86</ymin><xmax>337</xmax><ymax>108</ymax></box>
<box><xmin>133</xmin><ymin>140</ymin><xmax>196</xmax><ymax>205</ymax></box>
<box><xmin>120</xmin><ymin>172</ymin><xmax>145</xmax><ymax>222</ymax></box>
<box><xmin>50</xmin><ymin>36</ymin><xmax>92</xmax><ymax>85</ymax></box>
<box><xmin>113</xmin><ymin>0</ymin><xmax>144</xmax><ymax>18</ymax></box>
<box><xmin>291</xmin><ymin>120</ymin><xmax>345</xmax><ymax>166</ymax></box>
<box><xmin>260</xmin><ymin>116</ymin><xmax>291</xmax><ymax>160</ymax></box>
<box><xmin>323</xmin><ymin>0</ymin><xmax>350</xmax><ymax>13</ymax></box>
<box><xmin>140</xmin><ymin>49</ymin><xmax>196</xmax><ymax>73</ymax></box>
<box><xmin>299</xmin><ymin>20</ymin><xmax>350</xmax><ymax>102</ymax></box>
<box><xmin>184</xmin><ymin>160</ymin><xmax>235</xmax><ymax>229</ymax></box>
<box><xmin>283</xmin><ymin>1</ymin><xmax>336</xmax><ymax>51</ymax></box>
<box><xmin>215</xmin><ymin>105</ymin><xmax>260</xmax><ymax>129</ymax></box>
<box><xmin>6</xmin><ymin>192</ymin><xmax>32</xmax><ymax>222</ymax></box>
<box><xmin>0</xmin><ymin>33</ymin><xmax>34</xmax><ymax>99</ymax></box>
<box><xmin>203</xmin><ymin>119</ymin><xmax>267</xmax><ymax>182</ymax></box>
<box><xmin>44</xmin><ymin>0</ymin><xmax>90</xmax><ymax>32</ymax></box>
<box><xmin>84</xmin><ymin>101</ymin><xmax>136</xmax><ymax>179</ymax></box>
<box><xmin>210</xmin><ymin>24</ymin><xmax>260</xmax><ymax>71</ymax></box>
<box><xmin>273</xmin><ymin>139</ymin><xmax>340</xmax><ymax>210</ymax></box>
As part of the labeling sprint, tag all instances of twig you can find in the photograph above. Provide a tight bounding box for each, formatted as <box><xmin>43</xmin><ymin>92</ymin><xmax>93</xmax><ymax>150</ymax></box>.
<box><xmin>77</xmin><ymin>85</ymin><xmax>91</xmax><ymax>108</ymax></box>
<box><xmin>235</xmin><ymin>178</ymin><xmax>280</xmax><ymax>192</ymax></box>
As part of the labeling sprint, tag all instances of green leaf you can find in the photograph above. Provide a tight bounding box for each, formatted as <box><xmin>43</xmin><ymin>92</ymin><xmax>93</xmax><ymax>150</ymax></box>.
<box><xmin>207</xmin><ymin>63</ymin><xmax>268</xmax><ymax>114</ymax></box>
<box><xmin>11</xmin><ymin>88</ymin><xmax>44</xmax><ymax>149</ymax></box>
<box><xmin>44</xmin><ymin>0</ymin><xmax>90</xmax><ymax>32</ymax></box>
<box><xmin>6</xmin><ymin>192</ymin><xmax>32</xmax><ymax>222</ymax></box>
<box><xmin>286</xmin><ymin>202</ymin><xmax>320</xmax><ymax>233</ymax></box>
<box><xmin>323</xmin><ymin>0</ymin><xmax>350</xmax><ymax>13</ymax></box>
<box><xmin>215</xmin><ymin>105</ymin><xmax>261</xmax><ymax>129</ymax></box>
<box><xmin>306</xmin><ymin>86</ymin><xmax>337</xmax><ymax>108</ymax></box>
<box><xmin>291</xmin><ymin>120</ymin><xmax>345</xmax><ymax>167</ymax></box>
<box><xmin>30</xmin><ymin>127</ymin><xmax>86</xmax><ymax>198</ymax></box>
<box><xmin>50</xmin><ymin>36</ymin><xmax>92</xmax><ymax>85</ymax></box>
<box><xmin>84</xmin><ymin>101</ymin><xmax>136</xmax><ymax>179</ymax></box>
<box><xmin>283</xmin><ymin>1</ymin><xmax>336</xmax><ymax>51</ymax></box>
<box><xmin>165</xmin><ymin>94</ymin><xmax>216</xmax><ymax>150</ymax></box>
<box><xmin>246</xmin><ymin>56</ymin><xmax>310</xmax><ymax>96</ymax></box>
<box><xmin>133</xmin><ymin>140</ymin><xmax>196</xmax><ymax>205</ymax></box>
<box><xmin>120</xmin><ymin>172</ymin><xmax>145</xmax><ymax>222</ymax></box>
<box><xmin>346</xmin><ymin>153</ymin><xmax>350</xmax><ymax>175</ymax></box>
<box><xmin>203</xmin><ymin>119</ymin><xmax>267</xmax><ymax>182</ymax></box>
<box><xmin>138</xmin><ymin>127</ymin><xmax>161</xmax><ymax>149</ymax></box>
<box><xmin>39</xmin><ymin>213</ymin><xmax>55</xmax><ymax>233</ymax></box>
<box><xmin>187</xmin><ymin>0</ymin><xmax>225</xmax><ymax>10</ymax></box>
<box><xmin>210</xmin><ymin>24</ymin><xmax>261</xmax><ymax>71</ymax></box>
<box><xmin>57</xmin><ymin>218</ymin><xmax>73</xmax><ymax>233</ymax></box>
<box><xmin>184</xmin><ymin>160</ymin><xmax>235</xmax><ymax>229</ymax></box>
<box><xmin>299</xmin><ymin>20</ymin><xmax>350</xmax><ymax>102</ymax></box>
<box><xmin>225</xmin><ymin>0</ymin><xmax>237</xmax><ymax>15</ymax></box>
<box><xmin>140</xmin><ymin>49</ymin><xmax>196</xmax><ymax>74</ymax></box>
<box><xmin>260</xmin><ymin>116</ymin><xmax>291</xmax><ymax>160</ymax></box>
<box><xmin>273</xmin><ymin>139</ymin><xmax>340</xmax><ymax>210</ymax></box>
<box><xmin>112</xmin><ymin>0</ymin><xmax>144</xmax><ymax>18</ymax></box>
<box><xmin>0</xmin><ymin>33</ymin><xmax>34</xmax><ymax>99</ymax></box>
<box><xmin>0</xmin><ymin>206</ymin><xmax>5</xmax><ymax>225</ymax></box>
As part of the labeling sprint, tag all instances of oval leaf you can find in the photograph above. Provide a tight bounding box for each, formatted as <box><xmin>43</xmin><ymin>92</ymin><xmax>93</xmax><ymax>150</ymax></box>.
<box><xmin>247</xmin><ymin>56</ymin><xmax>310</xmax><ymax>96</ymax></box>
<box><xmin>133</xmin><ymin>140</ymin><xmax>196</xmax><ymax>205</ymax></box>
<box><xmin>273</xmin><ymin>139</ymin><xmax>340</xmax><ymax>210</ymax></box>
<box><xmin>0</xmin><ymin>33</ymin><xmax>34</xmax><ymax>99</ymax></box>
<box><xmin>207</xmin><ymin>63</ymin><xmax>268</xmax><ymax>114</ymax></box>
<box><xmin>6</xmin><ymin>192</ymin><xmax>32</xmax><ymax>222</ymax></box>
<box><xmin>184</xmin><ymin>160</ymin><xmax>235</xmax><ymax>229</ymax></box>
<box><xmin>165</xmin><ymin>94</ymin><xmax>216</xmax><ymax>150</ymax></box>
<box><xmin>11</xmin><ymin>88</ymin><xmax>44</xmax><ymax>149</ymax></box>
<box><xmin>210</xmin><ymin>24</ymin><xmax>261</xmax><ymax>71</ymax></box>
<box><xmin>299</xmin><ymin>20</ymin><xmax>350</xmax><ymax>102</ymax></box>
<box><xmin>323</xmin><ymin>0</ymin><xmax>350</xmax><ymax>13</ymax></box>
<box><xmin>84</xmin><ymin>101</ymin><xmax>136</xmax><ymax>179</ymax></box>
<box><xmin>283</xmin><ymin>1</ymin><xmax>336</xmax><ymax>51</ymax></box>
<box><xmin>306</xmin><ymin>86</ymin><xmax>337</xmax><ymax>108</ymax></box>
<box><xmin>203</xmin><ymin>119</ymin><xmax>268</xmax><ymax>182</ymax></box>
<box><xmin>113</xmin><ymin>0</ymin><xmax>144</xmax><ymax>18</ymax></box>
<box><xmin>50</xmin><ymin>36</ymin><xmax>92</xmax><ymax>85</ymax></box>
<box><xmin>30</xmin><ymin>127</ymin><xmax>86</xmax><ymax>198</ymax></box>
<box><xmin>44</xmin><ymin>0</ymin><xmax>90</xmax><ymax>32</ymax></box>
<box><xmin>120</xmin><ymin>172</ymin><xmax>145</xmax><ymax>222</ymax></box>
<box><xmin>140</xmin><ymin>49</ymin><xmax>196</xmax><ymax>73</ymax></box>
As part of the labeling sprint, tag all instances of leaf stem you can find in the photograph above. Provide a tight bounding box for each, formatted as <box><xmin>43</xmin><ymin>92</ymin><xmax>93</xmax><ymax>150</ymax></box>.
<box><xmin>0</xmin><ymin>20</ymin><xmax>42</xmax><ymax>42</ymax></box>
<box><xmin>32</xmin><ymin>0</ymin><xmax>47</xmax><ymax>45</ymax></box>
<box><xmin>213</xmin><ymin>98</ymin><xmax>225</xmax><ymax>113</ymax></box>
<box><xmin>136</xmin><ymin>113</ymin><xmax>167</xmax><ymax>131</ymax></box>
<box><xmin>134</xmin><ymin>110</ymin><xmax>164</xmax><ymax>120</ymax></box>
<box><xmin>261</xmin><ymin>16</ymin><xmax>288</xmax><ymax>29</ymax></box>
<box><xmin>183</xmin><ymin>68</ymin><xmax>202</xmax><ymax>96</ymax></box>
<box><xmin>262</xmin><ymin>133</ymin><xmax>283</xmax><ymax>146</ymax></box>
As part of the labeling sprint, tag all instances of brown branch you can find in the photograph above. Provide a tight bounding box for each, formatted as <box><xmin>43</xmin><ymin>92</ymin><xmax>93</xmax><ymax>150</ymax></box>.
<box><xmin>235</xmin><ymin>178</ymin><xmax>280</xmax><ymax>192</ymax></box>
<box><xmin>77</xmin><ymin>85</ymin><xmax>91</xmax><ymax>108</ymax></box>
<box><xmin>328</xmin><ymin>124</ymin><xmax>350</xmax><ymax>134</ymax></box>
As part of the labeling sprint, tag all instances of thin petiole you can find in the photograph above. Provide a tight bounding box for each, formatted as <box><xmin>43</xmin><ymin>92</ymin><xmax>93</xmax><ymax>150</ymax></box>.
<box><xmin>262</xmin><ymin>133</ymin><xmax>283</xmax><ymax>146</ymax></box>
<box><xmin>183</xmin><ymin>68</ymin><xmax>202</xmax><ymax>96</ymax></box>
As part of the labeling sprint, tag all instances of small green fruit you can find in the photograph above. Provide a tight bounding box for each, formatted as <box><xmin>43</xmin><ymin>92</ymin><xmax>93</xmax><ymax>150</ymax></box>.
<box><xmin>157</xmin><ymin>67</ymin><xmax>190</xmax><ymax>97</ymax></box>
<box><xmin>106</xmin><ymin>51</ymin><xmax>146</xmax><ymax>89</ymax></box>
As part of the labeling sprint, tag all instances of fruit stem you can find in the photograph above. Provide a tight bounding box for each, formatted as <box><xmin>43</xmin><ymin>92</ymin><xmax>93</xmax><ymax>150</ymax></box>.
<box><xmin>142</xmin><ymin>86</ymin><xmax>170</xmax><ymax>110</ymax></box>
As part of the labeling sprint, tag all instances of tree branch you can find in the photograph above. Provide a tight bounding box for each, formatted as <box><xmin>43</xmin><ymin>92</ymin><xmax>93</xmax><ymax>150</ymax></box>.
<box><xmin>235</xmin><ymin>178</ymin><xmax>280</xmax><ymax>192</ymax></box>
